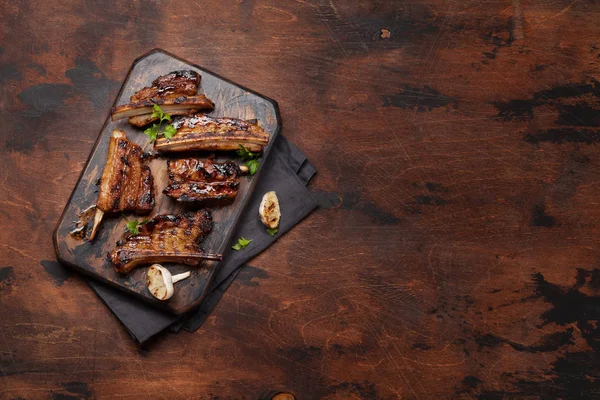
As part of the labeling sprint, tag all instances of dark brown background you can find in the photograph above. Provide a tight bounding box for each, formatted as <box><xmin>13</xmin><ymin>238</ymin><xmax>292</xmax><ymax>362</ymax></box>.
<box><xmin>1</xmin><ymin>0</ymin><xmax>599</xmax><ymax>399</ymax></box>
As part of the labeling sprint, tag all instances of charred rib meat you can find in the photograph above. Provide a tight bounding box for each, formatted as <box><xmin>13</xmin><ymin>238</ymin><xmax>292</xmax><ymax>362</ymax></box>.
<box><xmin>154</xmin><ymin>114</ymin><xmax>270</xmax><ymax>153</ymax></box>
<box><xmin>90</xmin><ymin>130</ymin><xmax>154</xmax><ymax>239</ymax></box>
<box><xmin>164</xmin><ymin>158</ymin><xmax>247</xmax><ymax>202</ymax></box>
<box><xmin>109</xmin><ymin>210</ymin><xmax>222</xmax><ymax>274</ymax></box>
<box><xmin>111</xmin><ymin>70</ymin><xmax>214</xmax><ymax>125</ymax></box>
<box><xmin>113</xmin><ymin>96</ymin><xmax>215</xmax><ymax>125</ymax></box>
<box><xmin>130</xmin><ymin>70</ymin><xmax>200</xmax><ymax>102</ymax></box>
<box><xmin>97</xmin><ymin>131</ymin><xmax>154</xmax><ymax>213</ymax></box>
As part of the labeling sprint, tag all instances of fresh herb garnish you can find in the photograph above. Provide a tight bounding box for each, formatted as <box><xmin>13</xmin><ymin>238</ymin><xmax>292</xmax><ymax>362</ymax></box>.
<box><xmin>125</xmin><ymin>218</ymin><xmax>149</xmax><ymax>235</ymax></box>
<box><xmin>236</xmin><ymin>144</ymin><xmax>256</xmax><ymax>159</ymax></box>
<box><xmin>163</xmin><ymin>123</ymin><xmax>176</xmax><ymax>139</ymax></box>
<box><xmin>266</xmin><ymin>228</ymin><xmax>278</xmax><ymax>236</ymax></box>
<box><xmin>246</xmin><ymin>159</ymin><xmax>259</xmax><ymax>175</ymax></box>
<box><xmin>237</xmin><ymin>144</ymin><xmax>260</xmax><ymax>175</ymax></box>
<box><xmin>231</xmin><ymin>236</ymin><xmax>252</xmax><ymax>250</ymax></box>
<box><xmin>144</xmin><ymin>104</ymin><xmax>176</xmax><ymax>142</ymax></box>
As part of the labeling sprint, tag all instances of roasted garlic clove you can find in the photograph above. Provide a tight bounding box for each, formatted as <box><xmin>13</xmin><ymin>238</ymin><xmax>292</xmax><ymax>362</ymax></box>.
<box><xmin>147</xmin><ymin>264</ymin><xmax>191</xmax><ymax>301</ymax></box>
<box><xmin>259</xmin><ymin>191</ymin><xmax>280</xmax><ymax>229</ymax></box>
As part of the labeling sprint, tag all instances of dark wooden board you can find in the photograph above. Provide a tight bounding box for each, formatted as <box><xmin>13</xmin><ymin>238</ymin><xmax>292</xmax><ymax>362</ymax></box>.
<box><xmin>52</xmin><ymin>49</ymin><xmax>280</xmax><ymax>314</ymax></box>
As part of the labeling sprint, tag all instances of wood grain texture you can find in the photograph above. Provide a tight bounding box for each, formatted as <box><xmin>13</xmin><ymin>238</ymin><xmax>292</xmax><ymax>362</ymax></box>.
<box><xmin>3</xmin><ymin>0</ymin><xmax>600</xmax><ymax>398</ymax></box>
<box><xmin>53</xmin><ymin>49</ymin><xmax>280</xmax><ymax>314</ymax></box>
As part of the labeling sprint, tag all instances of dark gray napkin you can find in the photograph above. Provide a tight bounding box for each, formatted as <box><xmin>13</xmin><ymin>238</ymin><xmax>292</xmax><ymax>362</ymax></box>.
<box><xmin>87</xmin><ymin>136</ymin><xmax>317</xmax><ymax>344</ymax></box>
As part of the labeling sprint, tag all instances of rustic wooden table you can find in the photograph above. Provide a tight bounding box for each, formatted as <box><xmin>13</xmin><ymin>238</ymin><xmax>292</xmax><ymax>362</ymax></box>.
<box><xmin>2</xmin><ymin>1</ymin><xmax>599</xmax><ymax>399</ymax></box>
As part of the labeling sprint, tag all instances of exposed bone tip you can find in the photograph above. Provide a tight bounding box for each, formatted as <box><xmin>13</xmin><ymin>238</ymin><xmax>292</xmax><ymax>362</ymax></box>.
<box><xmin>112</xmin><ymin>130</ymin><xmax>126</xmax><ymax>139</ymax></box>
<box><xmin>204</xmin><ymin>253</ymin><xmax>224</xmax><ymax>261</ymax></box>
<box><xmin>89</xmin><ymin>208</ymin><xmax>104</xmax><ymax>240</ymax></box>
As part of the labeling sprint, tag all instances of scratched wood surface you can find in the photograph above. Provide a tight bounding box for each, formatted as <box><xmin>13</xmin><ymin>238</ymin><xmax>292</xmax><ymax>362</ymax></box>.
<box><xmin>53</xmin><ymin>49</ymin><xmax>280</xmax><ymax>314</ymax></box>
<box><xmin>2</xmin><ymin>0</ymin><xmax>600</xmax><ymax>398</ymax></box>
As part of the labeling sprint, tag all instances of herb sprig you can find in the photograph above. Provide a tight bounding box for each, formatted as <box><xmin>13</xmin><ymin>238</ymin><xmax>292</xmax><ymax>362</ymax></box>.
<box><xmin>144</xmin><ymin>104</ymin><xmax>176</xmax><ymax>142</ymax></box>
<box><xmin>237</xmin><ymin>144</ymin><xmax>260</xmax><ymax>175</ymax></box>
<box><xmin>266</xmin><ymin>228</ymin><xmax>278</xmax><ymax>236</ymax></box>
<box><xmin>124</xmin><ymin>217</ymin><xmax>149</xmax><ymax>235</ymax></box>
<box><xmin>231</xmin><ymin>237</ymin><xmax>252</xmax><ymax>250</ymax></box>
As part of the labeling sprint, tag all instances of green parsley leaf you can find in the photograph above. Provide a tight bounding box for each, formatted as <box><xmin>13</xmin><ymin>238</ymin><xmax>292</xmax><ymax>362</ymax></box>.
<box><xmin>144</xmin><ymin>105</ymin><xmax>176</xmax><ymax>142</ymax></box>
<box><xmin>237</xmin><ymin>144</ymin><xmax>256</xmax><ymax>160</ymax></box>
<box><xmin>125</xmin><ymin>218</ymin><xmax>149</xmax><ymax>235</ymax></box>
<box><xmin>126</xmin><ymin>220</ymin><xmax>138</xmax><ymax>235</ymax></box>
<box><xmin>163</xmin><ymin>124</ymin><xmax>176</xmax><ymax>139</ymax></box>
<box><xmin>237</xmin><ymin>144</ymin><xmax>261</xmax><ymax>175</ymax></box>
<box><xmin>144</xmin><ymin>124</ymin><xmax>158</xmax><ymax>142</ymax></box>
<box><xmin>231</xmin><ymin>237</ymin><xmax>252</xmax><ymax>250</ymax></box>
<box><xmin>246</xmin><ymin>159</ymin><xmax>259</xmax><ymax>175</ymax></box>
<box><xmin>152</xmin><ymin>104</ymin><xmax>164</xmax><ymax>119</ymax></box>
<box><xmin>266</xmin><ymin>228</ymin><xmax>278</xmax><ymax>236</ymax></box>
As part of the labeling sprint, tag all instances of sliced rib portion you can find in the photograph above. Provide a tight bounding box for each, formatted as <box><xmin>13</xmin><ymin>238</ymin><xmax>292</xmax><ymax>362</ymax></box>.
<box><xmin>90</xmin><ymin>130</ymin><xmax>155</xmax><ymax>240</ymax></box>
<box><xmin>155</xmin><ymin>114</ymin><xmax>270</xmax><ymax>153</ymax></box>
<box><xmin>164</xmin><ymin>159</ymin><xmax>246</xmax><ymax>202</ymax></box>
<box><xmin>111</xmin><ymin>95</ymin><xmax>215</xmax><ymax>122</ymax></box>
<box><xmin>108</xmin><ymin>210</ymin><xmax>222</xmax><ymax>274</ymax></box>
<box><xmin>110</xmin><ymin>70</ymin><xmax>214</xmax><ymax>125</ymax></box>
<box><xmin>130</xmin><ymin>70</ymin><xmax>201</xmax><ymax>102</ymax></box>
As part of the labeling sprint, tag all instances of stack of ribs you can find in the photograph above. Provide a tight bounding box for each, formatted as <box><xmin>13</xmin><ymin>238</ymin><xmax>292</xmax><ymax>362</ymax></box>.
<box><xmin>155</xmin><ymin>114</ymin><xmax>269</xmax><ymax>153</ymax></box>
<box><xmin>90</xmin><ymin>130</ymin><xmax>155</xmax><ymax>240</ymax></box>
<box><xmin>111</xmin><ymin>70</ymin><xmax>214</xmax><ymax>127</ymax></box>
<box><xmin>94</xmin><ymin>71</ymin><xmax>273</xmax><ymax>276</ymax></box>
<box><xmin>164</xmin><ymin>158</ymin><xmax>247</xmax><ymax>202</ymax></box>
<box><xmin>109</xmin><ymin>210</ymin><xmax>222</xmax><ymax>274</ymax></box>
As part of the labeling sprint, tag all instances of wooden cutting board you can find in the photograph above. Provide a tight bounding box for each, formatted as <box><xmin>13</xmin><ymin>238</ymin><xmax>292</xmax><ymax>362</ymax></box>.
<box><xmin>53</xmin><ymin>49</ymin><xmax>280</xmax><ymax>314</ymax></box>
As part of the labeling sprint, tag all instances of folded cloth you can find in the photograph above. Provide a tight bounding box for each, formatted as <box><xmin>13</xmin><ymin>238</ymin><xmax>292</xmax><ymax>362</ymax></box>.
<box><xmin>87</xmin><ymin>135</ymin><xmax>317</xmax><ymax>344</ymax></box>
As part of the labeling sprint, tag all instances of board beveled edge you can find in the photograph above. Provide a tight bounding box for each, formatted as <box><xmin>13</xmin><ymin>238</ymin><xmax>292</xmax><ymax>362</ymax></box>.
<box><xmin>53</xmin><ymin>49</ymin><xmax>282</xmax><ymax>315</ymax></box>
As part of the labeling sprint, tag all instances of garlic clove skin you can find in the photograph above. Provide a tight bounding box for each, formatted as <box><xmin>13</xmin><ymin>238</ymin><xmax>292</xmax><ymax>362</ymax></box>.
<box><xmin>259</xmin><ymin>191</ymin><xmax>280</xmax><ymax>229</ymax></box>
